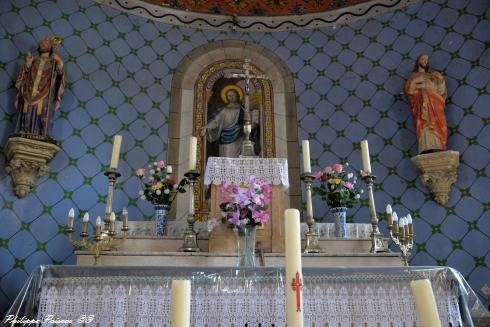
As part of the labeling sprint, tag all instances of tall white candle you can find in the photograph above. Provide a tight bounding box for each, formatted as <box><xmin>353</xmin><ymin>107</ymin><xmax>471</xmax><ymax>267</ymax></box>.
<box><xmin>82</xmin><ymin>212</ymin><xmax>89</xmax><ymax>235</ymax></box>
<box><xmin>188</xmin><ymin>136</ymin><xmax>197</xmax><ymax>171</ymax></box>
<box><xmin>302</xmin><ymin>140</ymin><xmax>311</xmax><ymax>173</ymax></box>
<box><xmin>170</xmin><ymin>280</ymin><xmax>191</xmax><ymax>327</ymax></box>
<box><xmin>386</xmin><ymin>204</ymin><xmax>392</xmax><ymax>226</ymax></box>
<box><xmin>410</xmin><ymin>279</ymin><xmax>442</xmax><ymax>327</ymax></box>
<box><xmin>67</xmin><ymin>208</ymin><xmax>75</xmax><ymax>229</ymax></box>
<box><xmin>95</xmin><ymin>216</ymin><xmax>102</xmax><ymax>239</ymax></box>
<box><xmin>122</xmin><ymin>207</ymin><xmax>129</xmax><ymax>229</ymax></box>
<box><xmin>110</xmin><ymin>135</ymin><xmax>122</xmax><ymax>169</ymax></box>
<box><xmin>285</xmin><ymin>209</ymin><xmax>304</xmax><ymax>327</ymax></box>
<box><xmin>360</xmin><ymin>140</ymin><xmax>372</xmax><ymax>174</ymax></box>
<box><xmin>109</xmin><ymin>211</ymin><xmax>116</xmax><ymax>233</ymax></box>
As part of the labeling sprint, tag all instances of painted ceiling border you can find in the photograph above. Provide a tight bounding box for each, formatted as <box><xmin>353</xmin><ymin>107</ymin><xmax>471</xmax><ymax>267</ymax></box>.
<box><xmin>95</xmin><ymin>0</ymin><xmax>418</xmax><ymax>32</ymax></box>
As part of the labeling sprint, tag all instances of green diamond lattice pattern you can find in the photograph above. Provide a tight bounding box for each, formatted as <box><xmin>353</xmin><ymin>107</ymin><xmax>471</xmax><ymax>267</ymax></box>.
<box><xmin>0</xmin><ymin>0</ymin><xmax>489</xmax><ymax>313</ymax></box>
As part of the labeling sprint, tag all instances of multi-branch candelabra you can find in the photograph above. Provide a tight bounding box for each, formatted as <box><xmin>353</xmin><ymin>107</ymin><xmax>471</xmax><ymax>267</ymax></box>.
<box><xmin>361</xmin><ymin>174</ymin><xmax>388</xmax><ymax>253</ymax></box>
<box><xmin>66</xmin><ymin>168</ymin><xmax>128</xmax><ymax>265</ymax></box>
<box><xmin>387</xmin><ymin>205</ymin><xmax>414</xmax><ymax>266</ymax></box>
<box><xmin>179</xmin><ymin>170</ymin><xmax>201</xmax><ymax>252</ymax></box>
<box><xmin>67</xmin><ymin>210</ymin><xmax>129</xmax><ymax>265</ymax></box>
<box><xmin>301</xmin><ymin>173</ymin><xmax>321</xmax><ymax>253</ymax></box>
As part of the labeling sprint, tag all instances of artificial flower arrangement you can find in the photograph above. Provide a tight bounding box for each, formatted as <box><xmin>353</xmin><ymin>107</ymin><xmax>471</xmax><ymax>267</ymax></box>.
<box><xmin>219</xmin><ymin>176</ymin><xmax>273</xmax><ymax>227</ymax></box>
<box><xmin>313</xmin><ymin>163</ymin><xmax>363</xmax><ymax>208</ymax></box>
<box><xmin>135</xmin><ymin>161</ymin><xmax>188</xmax><ymax>206</ymax></box>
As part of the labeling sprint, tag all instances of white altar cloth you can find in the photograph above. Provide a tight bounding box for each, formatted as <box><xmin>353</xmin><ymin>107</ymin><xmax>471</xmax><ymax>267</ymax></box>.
<box><xmin>6</xmin><ymin>266</ymin><xmax>486</xmax><ymax>327</ymax></box>
<box><xmin>204</xmin><ymin>157</ymin><xmax>289</xmax><ymax>187</ymax></box>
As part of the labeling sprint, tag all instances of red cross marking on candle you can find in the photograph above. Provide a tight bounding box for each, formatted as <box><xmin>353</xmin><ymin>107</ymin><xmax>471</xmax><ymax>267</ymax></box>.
<box><xmin>291</xmin><ymin>271</ymin><xmax>302</xmax><ymax>312</ymax></box>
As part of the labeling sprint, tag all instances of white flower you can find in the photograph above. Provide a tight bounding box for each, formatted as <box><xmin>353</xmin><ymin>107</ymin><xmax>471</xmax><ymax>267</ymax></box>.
<box><xmin>156</xmin><ymin>190</ymin><xmax>161</xmax><ymax>195</ymax></box>
<box><xmin>153</xmin><ymin>161</ymin><xmax>158</xmax><ymax>166</ymax></box>
<box><xmin>330</xmin><ymin>185</ymin><xmax>335</xmax><ymax>190</ymax></box>
<box><xmin>355</xmin><ymin>194</ymin><xmax>360</xmax><ymax>199</ymax></box>
<box><xmin>164</xmin><ymin>189</ymin><xmax>170</xmax><ymax>194</ymax></box>
<box><xmin>138</xmin><ymin>190</ymin><xmax>144</xmax><ymax>195</ymax></box>
<box><xmin>173</xmin><ymin>184</ymin><xmax>178</xmax><ymax>189</ymax></box>
<box><xmin>347</xmin><ymin>173</ymin><xmax>353</xmax><ymax>179</ymax></box>
<box><xmin>141</xmin><ymin>195</ymin><xmax>146</xmax><ymax>200</ymax></box>
<box><xmin>149</xmin><ymin>169</ymin><xmax>155</xmax><ymax>175</ymax></box>
<box><xmin>360</xmin><ymin>189</ymin><xmax>364</xmax><ymax>194</ymax></box>
<box><xmin>345</xmin><ymin>162</ymin><xmax>349</xmax><ymax>166</ymax></box>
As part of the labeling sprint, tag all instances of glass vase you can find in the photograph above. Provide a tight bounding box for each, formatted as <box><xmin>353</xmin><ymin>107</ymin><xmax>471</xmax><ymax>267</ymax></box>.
<box><xmin>330</xmin><ymin>207</ymin><xmax>349</xmax><ymax>238</ymax></box>
<box><xmin>235</xmin><ymin>225</ymin><xmax>256</xmax><ymax>267</ymax></box>
<box><xmin>154</xmin><ymin>204</ymin><xmax>170</xmax><ymax>236</ymax></box>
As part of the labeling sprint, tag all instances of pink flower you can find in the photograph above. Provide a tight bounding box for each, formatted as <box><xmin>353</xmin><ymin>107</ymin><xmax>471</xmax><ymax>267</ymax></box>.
<box><xmin>313</xmin><ymin>171</ymin><xmax>323</xmax><ymax>179</ymax></box>
<box><xmin>332</xmin><ymin>164</ymin><xmax>343</xmax><ymax>173</ymax></box>
<box><xmin>157</xmin><ymin>160</ymin><xmax>166</xmax><ymax>169</ymax></box>
<box><xmin>343</xmin><ymin>181</ymin><xmax>353</xmax><ymax>189</ymax></box>
<box><xmin>135</xmin><ymin>168</ymin><xmax>145</xmax><ymax>177</ymax></box>
<box><xmin>324</xmin><ymin>166</ymin><xmax>333</xmax><ymax>174</ymax></box>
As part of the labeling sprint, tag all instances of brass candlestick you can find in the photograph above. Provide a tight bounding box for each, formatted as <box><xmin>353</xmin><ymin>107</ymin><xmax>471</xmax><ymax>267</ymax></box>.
<box><xmin>387</xmin><ymin>210</ymin><xmax>414</xmax><ymax>266</ymax></box>
<box><xmin>104</xmin><ymin>169</ymin><xmax>121</xmax><ymax>232</ymax></box>
<box><xmin>67</xmin><ymin>211</ymin><xmax>129</xmax><ymax>265</ymax></box>
<box><xmin>179</xmin><ymin>170</ymin><xmax>201</xmax><ymax>252</ymax></box>
<box><xmin>301</xmin><ymin>173</ymin><xmax>321</xmax><ymax>253</ymax></box>
<box><xmin>361</xmin><ymin>174</ymin><xmax>388</xmax><ymax>253</ymax></box>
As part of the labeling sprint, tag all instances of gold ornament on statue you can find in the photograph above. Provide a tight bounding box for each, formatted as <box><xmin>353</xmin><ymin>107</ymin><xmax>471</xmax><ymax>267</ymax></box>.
<box><xmin>52</xmin><ymin>36</ymin><xmax>62</xmax><ymax>47</ymax></box>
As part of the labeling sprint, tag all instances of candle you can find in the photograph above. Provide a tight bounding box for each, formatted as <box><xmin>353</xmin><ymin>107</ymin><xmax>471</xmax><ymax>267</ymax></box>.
<box><xmin>302</xmin><ymin>140</ymin><xmax>311</xmax><ymax>173</ymax></box>
<box><xmin>188</xmin><ymin>136</ymin><xmax>197</xmax><ymax>171</ymax></box>
<box><xmin>170</xmin><ymin>280</ymin><xmax>191</xmax><ymax>327</ymax></box>
<box><xmin>360</xmin><ymin>140</ymin><xmax>372</xmax><ymax>174</ymax></box>
<box><xmin>285</xmin><ymin>209</ymin><xmax>304</xmax><ymax>327</ymax></box>
<box><xmin>407</xmin><ymin>214</ymin><xmax>413</xmax><ymax>237</ymax></box>
<box><xmin>386</xmin><ymin>204</ymin><xmax>392</xmax><ymax>226</ymax></box>
<box><xmin>95</xmin><ymin>216</ymin><xmax>102</xmax><ymax>239</ymax></box>
<box><xmin>109</xmin><ymin>212</ymin><xmax>116</xmax><ymax>234</ymax></box>
<box><xmin>398</xmin><ymin>217</ymin><xmax>406</xmax><ymax>240</ymax></box>
<box><xmin>392</xmin><ymin>211</ymin><xmax>399</xmax><ymax>235</ymax></box>
<box><xmin>166</xmin><ymin>165</ymin><xmax>173</xmax><ymax>174</ymax></box>
<box><xmin>82</xmin><ymin>212</ymin><xmax>89</xmax><ymax>236</ymax></box>
<box><xmin>122</xmin><ymin>207</ymin><xmax>129</xmax><ymax>230</ymax></box>
<box><xmin>110</xmin><ymin>135</ymin><xmax>122</xmax><ymax>169</ymax></box>
<box><xmin>67</xmin><ymin>208</ymin><xmax>75</xmax><ymax>230</ymax></box>
<box><xmin>410</xmin><ymin>279</ymin><xmax>441</xmax><ymax>327</ymax></box>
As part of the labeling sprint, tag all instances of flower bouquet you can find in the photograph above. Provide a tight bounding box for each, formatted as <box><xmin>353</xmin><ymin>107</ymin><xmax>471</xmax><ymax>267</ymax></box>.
<box><xmin>135</xmin><ymin>161</ymin><xmax>188</xmax><ymax>235</ymax></box>
<box><xmin>313</xmin><ymin>163</ymin><xmax>362</xmax><ymax>237</ymax></box>
<box><xmin>219</xmin><ymin>176</ymin><xmax>272</xmax><ymax>266</ymax></box>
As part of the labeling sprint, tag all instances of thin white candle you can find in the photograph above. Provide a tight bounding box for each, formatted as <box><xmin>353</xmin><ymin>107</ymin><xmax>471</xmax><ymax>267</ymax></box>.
<box><xmin>410</xmin><ymin>279</ymin><xmax>442</xmax><ymax>327</ymax></box>
<box><xmin>109</xmin><ymin>212</ymin><xmax>116</xmax><ymax>233</ymax></box>
<box><xmin>110</xmin><ymin>135</ymin><xmax>122</xmax><ymax>169</ymax></box>
<box><xmin>82</xmin><ymin>212</ymin><xmax>89</xmax><ymax>235</ymax></box>
<box><xmin>302</xmin><ymin>140</ymin><xmax>311</xmax><ymax>173</ymax></box>
<box><xmin>188</xmin><ymin>136</ymin><xmax>197</xmax><ymax>171</ymax></box>
<box><xmin>170</xmin><ymin>280</ymin><xmax>191</xmax><ymax>327</ymax></box>
<box><xmin>67</xmin><ymin>208</ymin><xmax>75</xmax><ymax>229</ymax></box>
<box><xmin>360</xmin><ymin>140</ymin><xmax>372</xmax><ymax>174</ymax></box>
<box><xmin>95</xmin><ymin>216</ymin><xmax>102</xmax><ymax>239</ymax></box>
<box><xmin>122</xmin><ymin>207</ymin><xmax>128</xmax><ymax>229</ymax></box>
<box><xmin>386</xmin><ymin>204</ymin><xmax>392</xmax><ymax>226</ymax></box>
<box><xmin>285</xmin><ymin>209</ymin><xmax>304</xmax><ymax>327</ymax></box>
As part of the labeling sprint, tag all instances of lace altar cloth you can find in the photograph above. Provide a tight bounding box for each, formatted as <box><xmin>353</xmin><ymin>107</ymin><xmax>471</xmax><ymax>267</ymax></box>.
<box><xmin>204</xmin><ymin>157</ymin><xmax>289</xmax><ymax>187</ymax></box>
<box><xmin>5</xmin><ymin>266</ymin><xmax>486</xmax><ymax>326</ymax></box>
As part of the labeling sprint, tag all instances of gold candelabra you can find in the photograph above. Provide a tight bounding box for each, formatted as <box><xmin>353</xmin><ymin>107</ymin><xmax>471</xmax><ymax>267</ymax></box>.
<box><xmin>386</xmin><ymin>205</ymin><xmax>414</xmax><ymax>266</ymax></box>
<box><xmin>361</xmin><ymin>173</ymin><xmax>388</xmax><ymax>253</ymax></box>
<box><xmin>301</xmin><ymin>173</ymin><xmax>321</xmax><ymax>253</ymax></box>
<box><xmin>179</xmin><ymin>170</ymin><xmax>201</xmax><ymax>252</ymax></box>
<box><xmin>67</xmin><ymin>211</ymin><xmax>129</xmax><ymax>265</ymax></box>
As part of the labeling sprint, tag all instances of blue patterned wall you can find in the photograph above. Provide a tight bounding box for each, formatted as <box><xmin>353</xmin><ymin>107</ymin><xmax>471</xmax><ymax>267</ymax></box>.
<box><xmin>0</xmin><ymin>0</ymin><xmax>489</xmax><ymax>314</ymax></box>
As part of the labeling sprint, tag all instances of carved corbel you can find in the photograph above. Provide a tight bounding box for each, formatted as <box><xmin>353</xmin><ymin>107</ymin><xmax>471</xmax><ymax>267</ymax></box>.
<box><xmin>411</xmin><ymin>150</ymin><xmax>460</xmax><ymax>205</ymax></box>
<box><xmin>4</xmin><ymin>136</ymin><xmax>60</xmax><ymax>198</ymax></box>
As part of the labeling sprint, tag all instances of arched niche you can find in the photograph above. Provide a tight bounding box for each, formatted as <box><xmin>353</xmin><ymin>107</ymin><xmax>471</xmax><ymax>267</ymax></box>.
<box><xmin>168</xmin><ymin>40</ymin><xmax>301</xmax><ymax>222</ymax></box>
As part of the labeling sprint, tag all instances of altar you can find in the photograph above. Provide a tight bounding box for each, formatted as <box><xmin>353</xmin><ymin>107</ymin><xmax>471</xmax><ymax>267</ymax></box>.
<box><xmin>6</xmin><ymin>266</ymin><xmax>487</xmax><ymax>327</ymax></box>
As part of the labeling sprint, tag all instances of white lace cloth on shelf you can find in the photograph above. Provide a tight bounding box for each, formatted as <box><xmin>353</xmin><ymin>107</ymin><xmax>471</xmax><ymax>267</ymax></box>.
<box><xmin>204</xmin><ymin>157</ymin><xmax>289</xmax><ymax>187</ymax></box>
<box><xmin>36</xmin><ymin>273</ymin><xmax>462</xmax><ymax>327</ymax></box>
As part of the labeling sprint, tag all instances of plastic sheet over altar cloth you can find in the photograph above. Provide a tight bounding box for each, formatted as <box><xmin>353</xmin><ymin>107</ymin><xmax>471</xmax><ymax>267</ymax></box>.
<box><xmin>4</xmin><ymin>266</ymin><xmax>489</xmax><ymax>327</ymax></box>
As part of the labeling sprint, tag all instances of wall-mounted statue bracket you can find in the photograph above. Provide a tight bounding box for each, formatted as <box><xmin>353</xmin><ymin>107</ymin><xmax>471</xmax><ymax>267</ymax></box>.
<box><xmin>5</xmin><ymin>136</ymin><xmax>60</xmax><ymax>198</ymax></box>
<box><xmin>411</xmin><ymin>150</ymin><xmax>460</xmax><ymax>205</ymax></box>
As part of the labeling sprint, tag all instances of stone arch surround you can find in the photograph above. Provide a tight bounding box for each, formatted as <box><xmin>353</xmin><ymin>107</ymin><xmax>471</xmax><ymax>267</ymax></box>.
<box><xmin>168</xmin><ymin>40</ymin><xmax>301</xmax><ymax>221</ymax></box>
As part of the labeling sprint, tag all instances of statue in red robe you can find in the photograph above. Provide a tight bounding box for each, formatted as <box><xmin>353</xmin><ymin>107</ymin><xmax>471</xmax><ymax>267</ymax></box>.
<box><xmin>404</xmin><ymin>54</ymin><xmax>448</xmax><ymax>154</ymax></box>
<box><xmin>14</xmin><ymin>37</ymin><xmax>66</xmax><ymax>140</ymax></box>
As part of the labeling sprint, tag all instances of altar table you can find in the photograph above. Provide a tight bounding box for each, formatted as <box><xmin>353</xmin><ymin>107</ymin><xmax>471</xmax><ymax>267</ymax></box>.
<box><xmin>5</xmin><ymin>266</ymin><xmax>486</xmax><ymax>327</ymax></box>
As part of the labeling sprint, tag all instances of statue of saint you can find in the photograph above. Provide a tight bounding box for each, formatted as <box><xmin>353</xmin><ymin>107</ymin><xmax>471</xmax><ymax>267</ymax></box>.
<box><xmin>404</xmin><ymin>54</ymin><xmax>448</xmax><ymax>154</ymax></box>
<box><xmin>14</xmin><ymin>37</ymin><xmax>66</xmax><ymax>139</ymax></box>
<box><xmin>200</xmin><ymin>85</ymin><xmax>246</xmax><ymax>158</ymax></box>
